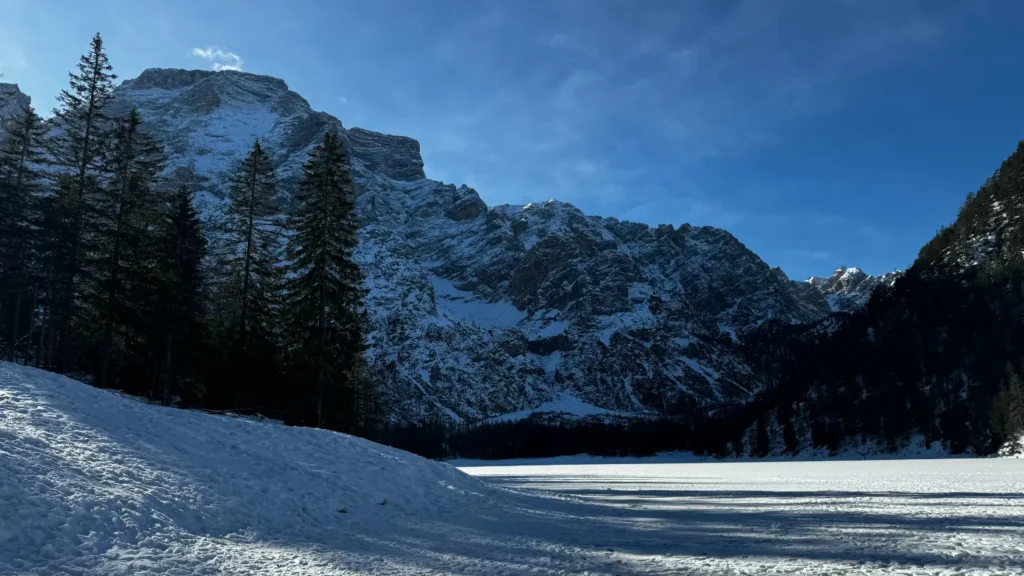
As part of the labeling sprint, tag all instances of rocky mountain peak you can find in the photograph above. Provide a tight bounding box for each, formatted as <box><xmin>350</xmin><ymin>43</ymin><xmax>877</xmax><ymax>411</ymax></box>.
<box><xmin>346</xmin><ymin>127</ymin><xmax>425</xmax><ymax>182</ymax></box>
<box><xmin>113</xmin><ymin>68</ymin><xmax>425</xmax><ymax>200</ymax></box>
<box><xmin>0</xmin><ymin>83</ymin><xmax>31</xmax><ymax>121</ymax></box>
<box><xmin>124</xmin><ymin>68</ymin><xmax>291</xmax><ymax>95</ymax></box>
<box><xmin>121</xmin><ymin>68</ymin><xmax>215</xmax><ymax>91</ymax></box>
<box><xmin>808</xmin><ymin>266</ymin><xmax>868</xmax><ymax>290</ymax></box>
<box><xmin>806</xmin><ymin>267</ymin><xmax>900</xmax><ymax>312</ymax></box>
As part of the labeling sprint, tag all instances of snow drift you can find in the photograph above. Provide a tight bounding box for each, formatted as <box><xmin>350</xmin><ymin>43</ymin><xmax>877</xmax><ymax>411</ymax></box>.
<box><xmin>0</xmin><ymin>362</ymin><xmax>488</xmax><ymax>574</ymax></box>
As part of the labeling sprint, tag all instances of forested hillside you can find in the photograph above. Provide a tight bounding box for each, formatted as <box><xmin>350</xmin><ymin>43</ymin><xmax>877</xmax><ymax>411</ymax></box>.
<box><xmin>729</xmin><ymin>142</ymin><xmax>1024</xmax><ymax>456</ymax></box>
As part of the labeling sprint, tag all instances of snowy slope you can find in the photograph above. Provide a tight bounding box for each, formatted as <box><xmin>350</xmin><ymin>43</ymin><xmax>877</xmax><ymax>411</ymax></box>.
<box><xmin>0</xmin><ymin>362</ymin><xmax>489</xmax><ymax>574</ymax></box>
<box><xmin>3</xmin><ymin>363</ymin><xmax>1021</xmax><ymax>575</ymax></box>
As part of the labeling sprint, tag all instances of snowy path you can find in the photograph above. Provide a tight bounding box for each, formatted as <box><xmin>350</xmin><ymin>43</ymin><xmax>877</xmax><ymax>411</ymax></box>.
<box><xmin>1</xmin><ymin>362</ymin><xmax>1022</xmax><ymax>575</ymax></box>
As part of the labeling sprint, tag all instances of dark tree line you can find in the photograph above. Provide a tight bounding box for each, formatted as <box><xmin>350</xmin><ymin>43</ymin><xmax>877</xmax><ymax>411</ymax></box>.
<box><xmin>721</xmin><ymin>264</ymin><xmax>1024</xmax><ymax>457</ymax></box>
<box><xmin>0</xmin><ymin>34</ymin><xmax>377</xmax><ymax>433</ymax></box>
<box><xmin>370</xmin><ymin>417</ymin><xmax>695</xmax><ymax>461</ymax></box>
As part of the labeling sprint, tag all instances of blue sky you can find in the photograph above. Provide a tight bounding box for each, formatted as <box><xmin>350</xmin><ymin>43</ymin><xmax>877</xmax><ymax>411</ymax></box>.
<box><xmin>2</xmin><ymin>0</ymin><xmax>1023</xmax><ymax>279</ymax></box>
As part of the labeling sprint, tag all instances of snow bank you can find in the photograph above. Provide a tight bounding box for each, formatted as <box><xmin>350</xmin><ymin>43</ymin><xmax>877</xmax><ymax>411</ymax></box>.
<box><xmin>0</xmin><ymin>362</ymin><xmax>488</xmax><ymax>574</ymax></box>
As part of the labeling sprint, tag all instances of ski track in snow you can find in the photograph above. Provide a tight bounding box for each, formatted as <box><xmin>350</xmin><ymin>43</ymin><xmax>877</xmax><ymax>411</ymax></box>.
<box><xmin>1</xmin><ymin>362</ymin><xmax>1023</xmax><ymax>575</ymax></box>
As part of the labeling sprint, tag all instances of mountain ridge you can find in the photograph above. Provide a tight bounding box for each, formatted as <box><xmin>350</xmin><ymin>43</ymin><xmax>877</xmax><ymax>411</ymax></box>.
<box><xmin>4</xmin><ymin>70</ymin><xmax>887</xmax><ymax>423</ymax></box>
<box><xmin>108</xmin><ymin>68</ymin><xmax>871</xmax><ymax>423</ymax></box>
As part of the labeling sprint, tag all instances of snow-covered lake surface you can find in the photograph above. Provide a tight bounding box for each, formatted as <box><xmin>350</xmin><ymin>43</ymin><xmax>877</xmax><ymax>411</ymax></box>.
<box><xmin>460</xmin><ymin>458</ymin><xmax>1024</xmax><ymax>575</ymax></box>
<box><xmin>1</xmin><ymin>362</ymin><xmax>1022</xmax><ymax>575</ymax></box>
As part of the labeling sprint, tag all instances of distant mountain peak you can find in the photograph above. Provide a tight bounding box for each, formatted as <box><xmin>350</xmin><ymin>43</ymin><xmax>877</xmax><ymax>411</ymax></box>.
<box><xmin>806</xmin><ymin>266</ymin><xmax>901</xmax><ymax>312</ymax></box>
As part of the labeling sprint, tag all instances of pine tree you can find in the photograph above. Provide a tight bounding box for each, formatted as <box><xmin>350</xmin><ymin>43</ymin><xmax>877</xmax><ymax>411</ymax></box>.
<box><xmin>151</xmin><ymin>186</ymin><xmax>208</xmax><ymax>405</ymax></box>
<box><xmin>0</xmin><ymin>105</ymin><xmax>46</xmax><ymax>362</ymax></box>
<box><xmin>283</xmin><ymin>131</ymin><xmax>368</xmax><ymax>429</ymax></box>
<box><xmin>990</xmin><ymin>363</ymin><xmax>1024</xmax><ymax>449</ymax></box>
<box><xmin>213</xmin><ymin>140</ymin><xmax>281</xmax><ymax>408</ymax></box>
<box><xmin>86</xmin><ymin>108</ymin><xmax>165</xmax><ymax>387</ymax></box>
<box><xmin>46</xmin><ymin>32</ymin><xmax>117</xmax><ymax>373</ymax></box>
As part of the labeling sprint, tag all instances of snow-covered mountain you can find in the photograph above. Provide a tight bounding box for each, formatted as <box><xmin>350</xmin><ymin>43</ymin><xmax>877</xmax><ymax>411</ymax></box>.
<box><xmin>12</xmin><ymin>69</ymin><xmax>882</xmax><ymax>423</ymax></box>
<box><xmin>805</xmin><ymin>267</ymin><xmax>901</xmax><ymax>312</ymax></box>
<box><xmin>109</xmin><ymin>68</ymin><xmax>855</xmax><ymax>423</ymax></box>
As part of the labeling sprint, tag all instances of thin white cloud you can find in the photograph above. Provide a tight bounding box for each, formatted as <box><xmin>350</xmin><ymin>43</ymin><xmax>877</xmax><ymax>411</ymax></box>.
<box><xmin>191</xmin><ymin>47</ymin><xmax>244</xmax><ymax>72</ymax></box>
<box><xmin>360</xmin><ymin>0</ymin><xmax>951</xmax><ymax>231</ymax></box>
<box><xmin>337</xmin><ymin>96</ymin><xmax>348</xmax><ymax>104</ymax></box>
<box><xmin>644</xmin><ymin>0</ymin><xmax>945</xmax><ymax>160</ymax></box>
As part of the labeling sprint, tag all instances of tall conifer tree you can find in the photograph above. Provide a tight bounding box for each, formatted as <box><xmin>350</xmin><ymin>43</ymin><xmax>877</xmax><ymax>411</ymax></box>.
<box><xmin>87</xmin><ymin>108</ymin><xmax>165</xmax><ymax>387</ymax></box>
<box><xmin>214</xmin><ymin>140</ymin><xmax>281</xmax><ymax>408</ymax></box>
<box><xmin>46</xmin><ymin>32</ymin><xmax>117</xmax><ymax>372</ymax></box>
<box><xmin>0</xmin><ymin>105</ymin><xmax>46</xmax><ymax>361</ymax></box>
<box><xmin>151</xmin><ymin>186</ymin><xmax>208</xmax><ymax>405</ymax></box>
<box><xmin>284</xmin><ymin>131</ymin><xmax>368</xmax><ymax>429</ymax></box>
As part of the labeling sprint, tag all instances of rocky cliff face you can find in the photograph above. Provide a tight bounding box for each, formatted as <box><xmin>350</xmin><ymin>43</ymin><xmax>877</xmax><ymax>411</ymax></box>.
<box><xmin>98</xmin><ymin>68</ymin><xmax>876</xmax><ymax>423</ymax></box>
<box><xmin>0</xmin><ymin>83</ymin><xmax>32</xmax><ymax>126</ymax></box>
<box><xmin>805</xmin><ymin>267</ymin><xmax>901</xmax><ymax>312</ymax></box>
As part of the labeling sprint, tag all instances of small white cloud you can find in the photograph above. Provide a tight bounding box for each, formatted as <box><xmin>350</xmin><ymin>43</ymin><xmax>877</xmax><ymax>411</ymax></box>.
<box><xmin>337</xmin><ymin>96</ymin><xmax>348</xmax><ymax>104</ymax></box>
<box><xmin>191</xmin><ymin>47</ymin><xmax>244</xmax><ymax>72</ymax></box>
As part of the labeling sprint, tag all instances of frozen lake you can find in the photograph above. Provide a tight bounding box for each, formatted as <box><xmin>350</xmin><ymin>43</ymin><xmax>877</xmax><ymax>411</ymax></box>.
<box><xmin>460</xmin><ymin>457</ymin><xmax>1024</xmax><ymax>575</ymax></box>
